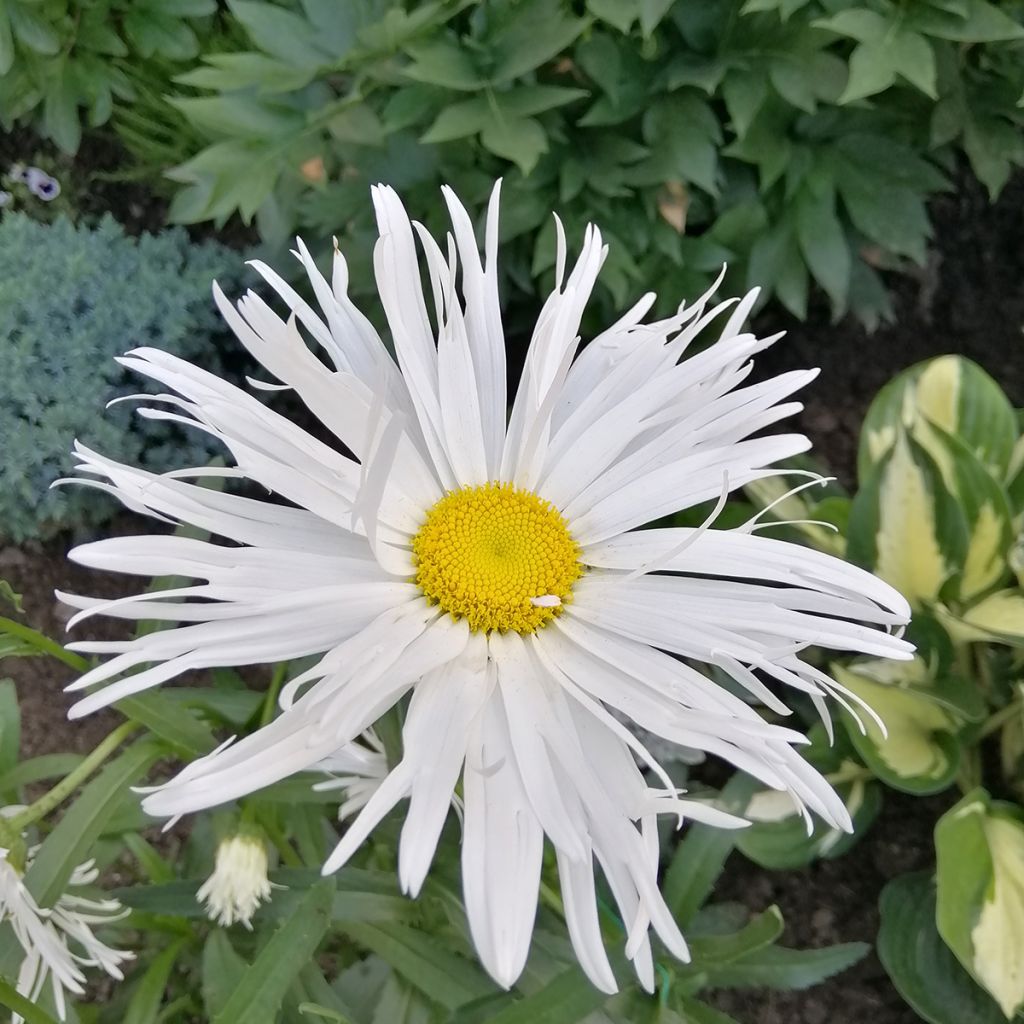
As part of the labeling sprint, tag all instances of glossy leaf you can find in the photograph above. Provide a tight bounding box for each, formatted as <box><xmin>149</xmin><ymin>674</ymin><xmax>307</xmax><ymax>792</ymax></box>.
<box><xmin>878</xmin><ymin>872</ymin><xmax>1005</xmax><ymax>1024</ymax></box>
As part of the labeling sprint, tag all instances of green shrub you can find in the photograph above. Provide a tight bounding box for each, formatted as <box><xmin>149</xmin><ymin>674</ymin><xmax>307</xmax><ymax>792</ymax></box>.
<box><xmin>156</xmin><ymin>0</ymin><xmax>1024</xmax><ymax>329</ymax></box>
<box><xmin>0</xmin><ymin>0</ymin><xmax>218</xmax><ymax>153</ymax></box>
<box><xmin>0</xmin><ymin>213</ymin><xmax>240</xmax><ymax>541</ymax></box>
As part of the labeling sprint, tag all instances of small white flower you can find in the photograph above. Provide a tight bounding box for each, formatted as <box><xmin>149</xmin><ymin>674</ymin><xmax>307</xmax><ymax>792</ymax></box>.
<box><xmin>0</xmin><ymin>817</ymin><xmax>132</xmax><ymax>1022</ymax></box>
<box><xmin>314</xmin><ymin>730</ymin><xmax>389</xmax><ymax>821</ymax></box>
<box><xmin>197</xmin><ymin>832</ymin><xmax>272</xmax><ymax>928</ymax></box>
<box><xmin>63</xmin><ymin>181</ymin><xmax>913</xmax><ymax>992</ymax></box>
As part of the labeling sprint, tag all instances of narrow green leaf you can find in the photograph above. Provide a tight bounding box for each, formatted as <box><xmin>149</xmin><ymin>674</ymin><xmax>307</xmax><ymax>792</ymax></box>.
<box><xmin>213</xmin><ymin>879</ymin><xmax>335</xmax><ymax>1024</ymax></box>
<box><xmin>0</xmin><ymin>753</ymin><xmax>84</xmax><ymax>797</ymax></box>
<box><xmin>0</xmin><ymin>679</ymin><xmax>19</xmax><ymax>776</ymax></box>
<box><xmin>202</xmin><ymin>930</ymin><xmax>249</xmax><ymax>1019</ymax></box>
<box><xmin>483</xmin><ymin>968</ymin><xmax>607</xmax><ymax>1024</ymax></box>
<box><xmin>25</xmin><ymin>741</ymin><xmax>159</xmax><ymax>906</ymax></box>
<box><xmin>663</xmin><ymin>775</ymin><xmax>755</xmax><ymax>925</ymax></box>
<box><xmin>123</xmin><ymin>938</ymin><xmax>188</xmax><ymax>1024</ymax></box>
<box><xmin>703</xmin><ymin>941</ymin><xmax>869</xmax><ymax>990</ymax></box>
<box><xmin>340</xmin><ymin>922</ymin><xmax>494</xmax><ymax>1010</ymax></box>
<box><xmin>0</xmin><ymin>978</ymin><xmax>60</xmax><ymax>1024</ymax></box>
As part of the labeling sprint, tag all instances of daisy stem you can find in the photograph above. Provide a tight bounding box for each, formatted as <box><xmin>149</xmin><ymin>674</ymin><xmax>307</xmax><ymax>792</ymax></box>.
<box><xmin>0</xmin><ymin>616</ymin><xmax>89</xmax><ymax>672</ymax></box>
<box><xmin>259</xmin><ymin>662</ymin><xmax>288</xmax><ymax>728</ymax></box>
<box><xmin>8</xmin><ymin>720</ymin><xmax>140</xmax><ymax>831</ymax></box>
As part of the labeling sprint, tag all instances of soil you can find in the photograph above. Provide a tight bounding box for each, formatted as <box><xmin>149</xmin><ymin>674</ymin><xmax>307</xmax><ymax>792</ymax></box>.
<box><xmin>3</xmin><ymin>130</ymin><xmax>1023</xmax><ymax>1022</ymax></box>
<box><xmin>709</xmin><ymin>790</ymin><xmax>955</xmax><ymax>1024</ymax></box>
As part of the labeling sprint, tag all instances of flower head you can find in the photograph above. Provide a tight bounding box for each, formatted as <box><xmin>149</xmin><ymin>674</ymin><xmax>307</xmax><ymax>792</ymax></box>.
<box><xmin>61</xmin><ymin>182</ymin><xmax>912</xmax><ymax>992</ymax></box>
<box><xmin>0</xmin><ymin>813</ymin><xmax>132</xmax><ymax>1021</ymax></box>
<box><xmin>197</xmin><ymin>831</ymin><xmax>272</xmax><ymax>928</ymax></box>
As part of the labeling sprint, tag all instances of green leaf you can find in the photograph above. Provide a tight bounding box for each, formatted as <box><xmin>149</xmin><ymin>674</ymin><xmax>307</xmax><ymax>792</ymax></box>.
<box><xmin>480</xmin><ymin>968</ymin><xmax>609</xmax><ymax>1024</ymax></box>
<box><xmin>480</xmin><ymin>115</ymin><xmax>547</xmax><ymax>175</ymax></box>
<box><xmin>298</xmin><ymin>1005</ymin><xmax>356</xmax><ymax>1023</ymax></box>
<box><xmin>25</xmin><ymin>741</ymin><xmax>159</xmax><ymax>906</ymax></box>
<box><xmin>214</xmin><ymin>879</ymin><xmax>335</xmax><ymax>1024</ymax></box>
<box><xmin>722</xmin><ymin>71</ymin><xmax>768</xmax><ymax>138</ymax></box>
<box><xmin>936</xmin><ymin>791</ymin><xmax>1024</xmax><ymax>1018</ymax></box>
<box><xmin>489</xmin><ymin>0</ymin><xmax>587</xmax><ymax>83</ymax></box>
<box><xmin>738</xmin><ymin>776</ymin><xmax>882</xmax><ymax>868</ymax></box>
<box><xmin>43</xmin><ymin>65</ymin><xmax>81</xmax><ymax>154</ymax></box>
<box><xmin>702</xmin><ymin>941</ymin><xmax>869</xmax><ymax>990</ymax></box>
<box><xmin>340</xmin><ymin>923</ymin><xmax>495</xmax><ymax>1010</ymax></box>
<box><xmin>909</xmin><ymin>0</ymin><xmax>1024</xmax><ymax>42</ymax></box>
<box><xmin>0</xmin><ymin>753</ymin><xmax>84</xmax><ymax>798</ymax></box>
<box><xmin>878</xmin><ymin>872</ymin><xmax>1006</xmax><ymax>1024</ymax></box>
<box><xmin>0</xmin><ymin>5</ymin><xmax>14</xmax><ymax>76</ymax></box>
<box><xmin>944</xmin><ymin>590</ymin><xmax>1024</xmax><ymax>647</ymax></box>
<box><xmin>228</xmin><ymin>0</ymin><xmax>333</xmax><ymax>65</ymax></box>
<box><xmin>0</xmin><ymin>978</ymin><xmax>60</xmax><ymax>1024</ymax></box>
<box><xmin>688</xmin><ymin>906</ymin><xmax>785</xmax><ymax>966</ymax></box>
<box><xmin>404</xmin><ymin>37</ymin><xmax>482</xmax><ymax>90</ymax></box>
<box><xmin>124</xmin><ymin>938</ymin><xmax>188</xmax><ymax>1024</ymax></box>
<box><xmin>421</xmin><ymin>98</ymin><xmax>490</xmax><ymax>143</ymax></box>
<box><xmin>0</xmin><ymin>679</ymin><xmax>18</xmax><ymax>778</ymax></box>
<box><xmin>7</xmin><ymin>1</ymin><xmax>59</xmax><ymax>54</ymax></box>
<box><xmin>858</xmin><ymin>355</ymin><xmax>1019</xmax><ymax>481</ymax></box>
<box><xmin>663</xmin><ymin>774</ymin><xmax>755</xmax><ymax>925</ymax></box>
<box><xmin>795</xmin><ymin>184</ymin><xmax>850</xmax><ymax>309</ymax></box>
<box><xmin>117</xmin><ymin>691</ymin><xmax>217</xmax><ymax>757</ymax></box>
<box><xmin>847</xmin><ymin>431</ymin><xmax>968</xmax><ymax>607</ymax></box>
<box><xmin>834</xmin><ymin>662</ymin><xmax>960</xmax><ymax>794</ymax></box>
<box><xmin>170</xmin><ymin>95</ymin><xmax>304</xmax><ymax>139</ymax></box>
<box><xmin>0</xmin><ymin>580</ymin><xmax>23</xmax><ymax>615</ymax></box>
<box><xmin>203</xmin><ymin>931</ymin><xmax>249</xmax><ymax>1019</ymax></box>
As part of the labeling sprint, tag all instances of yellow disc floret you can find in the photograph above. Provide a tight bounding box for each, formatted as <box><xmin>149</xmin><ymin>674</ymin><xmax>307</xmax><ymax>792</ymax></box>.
<box><xmin>412</xmin><ymin>482</ymin><xmax>583</xmax><ymax>634</ymax></box>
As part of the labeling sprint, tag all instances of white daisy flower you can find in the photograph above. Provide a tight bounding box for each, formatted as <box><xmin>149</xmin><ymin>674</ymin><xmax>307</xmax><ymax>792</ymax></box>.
<box><xmin>197</xmin><ymin>831</ymin><xmax>272</xmax><ymax>928</ymax></box>
<box><xmin>59</xmin><ymin>182</ymin><xmax>912</xmax><ymax>993</ymax></box>
<box><xmin>0</xmin><ymin>815</ymin><xmax>132</xmax><ymax>1021</ymax></box>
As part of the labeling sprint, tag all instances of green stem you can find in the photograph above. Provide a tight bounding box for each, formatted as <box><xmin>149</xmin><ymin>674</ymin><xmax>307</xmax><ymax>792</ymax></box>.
<box><xmin>978</xmin><ymin>699</ymin><xmax>1022</xmax><ymax>741</ymax></box>
<box><xmin>259</xmin><ymin>663</ymin><xmax>288</xmax><ymax>728</ymax></box>
<box><xmin>255</xmin><ymin>809</ymin><xmax>303</xmax><ymax>869</ymax></box>
<box><xmin>0</xmin><ymin>617</ymin><xmax>89</xmax><ymax>671</ymax></box>
<box><xmin>9</xmin><ymin>720</ymin><xmax>140</xmax><ymax>831</ymax></box>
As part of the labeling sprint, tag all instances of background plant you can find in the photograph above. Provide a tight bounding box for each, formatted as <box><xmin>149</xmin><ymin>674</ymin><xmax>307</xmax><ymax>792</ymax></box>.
<box><xmin>0</xmin><ymin>213</ymin><xmax>242</xmax><ymax>541</ymax></box>
<box><xmin>740</xmin><ymin>354</ymin><xmax>1024</xmax><ymax>1022</ymax></box>
<box><xmin>142</xmin><ymin>0</ymin><xmax>1024</xmax><ymax>331</ymax></box>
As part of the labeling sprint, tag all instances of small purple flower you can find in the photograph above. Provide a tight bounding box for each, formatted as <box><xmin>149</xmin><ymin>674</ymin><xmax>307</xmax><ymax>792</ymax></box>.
<box><xmin>26</xmin><ymin>167</ymin><xmax>60</xmax><ymax>201</ymax></box>
<box><xmin>0</xmin><ymin>191</ymin><xmax>11</xmax><ymax>208</ymax></box>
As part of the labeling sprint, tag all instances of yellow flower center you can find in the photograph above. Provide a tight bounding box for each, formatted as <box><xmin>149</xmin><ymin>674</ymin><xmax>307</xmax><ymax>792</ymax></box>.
<box><xmin>412</xmin><ymin>482</ymin><xmax>583</xmax><ymax>634</ymax></box>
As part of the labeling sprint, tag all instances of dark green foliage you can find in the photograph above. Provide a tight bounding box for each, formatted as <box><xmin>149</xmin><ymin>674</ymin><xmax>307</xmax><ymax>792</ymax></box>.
<box><xmin>0</xmin><ymin>213</ymin><xmax>239</xmax><ymax>540</ymax></box>
<box><xmin>154</xmin><ymin>0</ymin><xmax>1024</xmax><ymax>329</ymax></box>
<box><xmin>0</xmin><ymin>0</ymin><xmax>218</xmax><ymax>153</ymax></box>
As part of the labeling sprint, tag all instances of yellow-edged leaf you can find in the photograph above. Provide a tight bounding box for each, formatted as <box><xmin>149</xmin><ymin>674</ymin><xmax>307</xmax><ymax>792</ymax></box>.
<box><xmin>873</xmin><ymin>435</ymin><xmax>955</xmax><ymax>605</ymax></box>
<box><xmin>834</xmin><ymin>663</ymin><xmax>958</xmax><ymax>791</ymax></box>
<box><xmin>949</xmin><ymin>590</ymin><xmax>1024</xmax><ymax>645</ymax></box>
<box><xmin>915</xmin><ymin>355</ymin><xmax>960</xmax><ymax>436</ymax></box>
<box><xmin>971</xmin><ymin>814</ymin><xmax>1024</xmax><ymax>1018</ymax></box>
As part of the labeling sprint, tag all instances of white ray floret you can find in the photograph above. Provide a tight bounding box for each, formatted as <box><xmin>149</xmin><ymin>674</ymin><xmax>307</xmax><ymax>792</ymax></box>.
<box><xmin>61</xmin><ymin>181</ymin><xmax>912</xmax><ymax>993</ymax></box>
<box><xmin>0</xmin><ymin>813</ymin><xmax>132</xmax><ymax>1022</ymax></box>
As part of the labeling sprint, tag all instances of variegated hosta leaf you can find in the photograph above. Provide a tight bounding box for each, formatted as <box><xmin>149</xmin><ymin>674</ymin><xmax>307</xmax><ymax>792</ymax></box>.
<box><xmin>940</xmin><ymin>590</ymin><xmax>1024</xmax><ymax>648</ymax></box>
<box><xmin>858</xmin><ymin>355</ymin><xmax>1019</xmax><ymax>483</ymax></box>
<box><xmin>832</xmin><ymin>661</ymin><xmax>961</xmax><ymax>794</ymax></box>
<box><xmin>737</xmin><ymin>767</ymin><xmax>881</xmax><ymax>869</ymax></box>
<box><xmin>936</xmin><ymin>791</ymin><xmax>1024</xmax><ymax>1020</ymax></box>
<box><xmin>847</xmin><ymin>431</ymin><xmax>968</xmax><ymax>608</ymax></box>
<box><xmin>914</xmin><ymin>423</ymin><xmax>1015</xmax><ymax>602</ymax></box>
